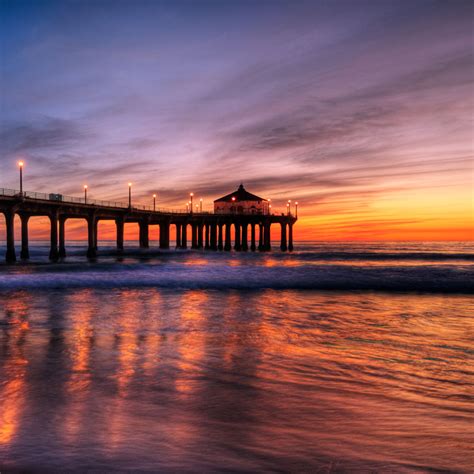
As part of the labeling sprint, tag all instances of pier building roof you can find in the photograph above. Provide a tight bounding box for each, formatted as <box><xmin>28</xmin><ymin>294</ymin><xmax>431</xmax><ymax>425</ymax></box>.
<box><xmin>214</xmin><ymin>184</ymin><xmax>266</xmax><ymax>203</ymax></box>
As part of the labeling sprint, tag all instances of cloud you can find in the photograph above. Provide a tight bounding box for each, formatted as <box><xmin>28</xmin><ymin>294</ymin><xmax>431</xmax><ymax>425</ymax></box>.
<box><xmin>0</xmin><ymin>117</ymin><xmax>91</xmax><ymax>155</ymax></box>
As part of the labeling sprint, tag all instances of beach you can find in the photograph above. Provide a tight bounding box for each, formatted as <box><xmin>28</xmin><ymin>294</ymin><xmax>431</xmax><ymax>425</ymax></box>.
<box><xmin>0</xmin><ymin>242</ymin><xmax>473</xmax><ymax>472</ymax></box>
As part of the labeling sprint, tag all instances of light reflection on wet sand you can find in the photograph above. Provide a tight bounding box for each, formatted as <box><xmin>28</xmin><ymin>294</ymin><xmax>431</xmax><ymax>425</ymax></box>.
<box><xmin>0</xmin><ymin>289</ymin><xmax>473</xmax><ymax>472</ymax></box>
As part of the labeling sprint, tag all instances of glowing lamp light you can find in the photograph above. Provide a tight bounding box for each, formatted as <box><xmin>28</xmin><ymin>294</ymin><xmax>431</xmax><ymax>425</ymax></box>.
<box><xmin>18</xmin><ymin>160</ymin><xmax>25</xmax><ymax>194</ymax></box>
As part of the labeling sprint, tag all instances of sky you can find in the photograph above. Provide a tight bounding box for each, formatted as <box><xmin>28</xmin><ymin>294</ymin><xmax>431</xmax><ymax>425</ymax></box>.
<box><xmin>0</xmin><ymin>0</ymin><xmax>473</xmax><ymax>240</ymax></box>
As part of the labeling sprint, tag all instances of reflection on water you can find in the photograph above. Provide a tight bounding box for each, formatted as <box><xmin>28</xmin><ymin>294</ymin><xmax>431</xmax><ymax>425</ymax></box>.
<box><xmin>0</xmin><ymin>288</ymin><xmax>473</xmax><ymax>472</ymax></box>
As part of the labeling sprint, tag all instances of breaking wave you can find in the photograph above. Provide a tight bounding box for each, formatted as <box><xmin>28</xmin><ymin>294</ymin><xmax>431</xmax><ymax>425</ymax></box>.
<box><xmin>0</xmin><ymin>262</ymin><xmax>472</xmax><ymax>293</ymax></box>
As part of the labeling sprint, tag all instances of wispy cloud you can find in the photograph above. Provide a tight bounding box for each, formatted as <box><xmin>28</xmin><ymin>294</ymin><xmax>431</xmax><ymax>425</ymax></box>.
<box><xmin>0</xmin><ymin>0</ymin><xmax>472</xmax><ymax>239</ymax></box>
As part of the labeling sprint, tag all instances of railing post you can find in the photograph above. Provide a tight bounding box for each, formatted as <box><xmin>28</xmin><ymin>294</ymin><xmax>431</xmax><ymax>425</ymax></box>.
<box><xmin>59</xmin><ymin>216</ymin><xmax>66</xmax><ymax>258</ymax></box>
<box><xmin>49</xmin><ymin>211</ymin><xmax>59</xmax><ymax>261</ymax></box>
<box><xmin>20</xmin><ymin>214</ymin><xmax>30</xmax><ymax>260</ymax></box>
<box><xmin>250</xmin><ymin>223</ymin><xmax>256</xmax><ymax>251</ymax></box>
<box><xmin>5</xmin><ymin>210</ymin><xmax>16</xmax><ymax>263</ymax></box>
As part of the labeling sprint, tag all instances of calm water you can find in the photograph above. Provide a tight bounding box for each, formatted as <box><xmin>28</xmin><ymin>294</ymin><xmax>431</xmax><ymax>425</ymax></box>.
<box><xmin>0</xmin><ymin>242</ymin><xmax>473</xmax><ymax>472</ymax></box>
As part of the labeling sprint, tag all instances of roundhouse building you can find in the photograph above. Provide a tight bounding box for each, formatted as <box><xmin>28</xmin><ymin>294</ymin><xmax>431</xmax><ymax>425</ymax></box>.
<box><xmin>214</xmin><ymin>184</ymin><xmax>269</xmax><ymax>215</ymax></box>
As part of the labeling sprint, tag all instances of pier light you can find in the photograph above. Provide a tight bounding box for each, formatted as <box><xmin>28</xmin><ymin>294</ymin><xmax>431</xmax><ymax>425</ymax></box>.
<box><xmin>287</xmin><ymin>202</ymin><xmax>290</xmax><ymax>216</ymax></box>
<box><xmin>190</xmin><ymin>192</ymin><xmax>194</xmax><ymax>214</ymax></box>
<box><xmin>153</xmin><ymin>193</ymin><xmax>156</xmax><ymax>211</ymax></box>
<box><xmin>18</xmin><ymin>161</ymin><xmax>24</xmax><ymax>195</ymax></box>
<box><xmin>295</xmin><ymin>201</ymin><xmax>298</xmax><ymax>218</ymax></box>
<box><xmin>84</xmin><ymin>184</ymin><xmax>88</xmax><ymax>204</ymax></box>
<box><xmin>200</xmin><ymin>198</ymin><xmax>203</xmax><ymax>212</ymax></box>
<box><xmin>288</xmin><ymin>199</ymin><xmax>291</xmax><ymax>215</ymax></box>
<box><xmin>128</xmin><ymin>182</ymin><xmax>132</xmax><ymax>208</ymax></box>
<box><xmin>267</xmin><ymin>198</ymin><xmax>271</xmax><ymax>215</ymax></box>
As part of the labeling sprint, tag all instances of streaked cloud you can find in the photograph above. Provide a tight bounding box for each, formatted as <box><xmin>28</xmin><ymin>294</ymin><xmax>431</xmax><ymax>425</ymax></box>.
<box><xmin>0</xmin><ymin>0</ymin><xmax>472</xmax><ymax>240</ymax></box>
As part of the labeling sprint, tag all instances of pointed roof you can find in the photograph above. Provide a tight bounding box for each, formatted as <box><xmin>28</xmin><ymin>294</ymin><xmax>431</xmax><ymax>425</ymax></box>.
<box><xmin>214</xmin><ymin>184</ymin><xmax>267</xmax><ymax>203</ymax></box>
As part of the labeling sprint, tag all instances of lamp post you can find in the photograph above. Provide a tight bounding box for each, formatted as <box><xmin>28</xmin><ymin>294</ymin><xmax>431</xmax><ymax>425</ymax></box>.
<box><xmin>84</xmin><ymin>185</ymin><xmax>88</xmax><ymax>204</ymax></box>
<box><xmin>287</xmin><ymin>202</ymin><xmax>290</xmax><ymax>215</ymax></box>
<box><xmin>288</xmin><ymin>199</ymin><xmax>291</xmax><ymax>215</ymax></box>
<box><xmin>128</xmin><ymin>182</ymin><xmax>132</xmax><ymax>208</ymax></box>
<box><xmin>295</xmin><ymin>202</ymin><xmax>298</xmax><ymax>218</ymax></box>
<box><xmin>200</xmin><ymin>198</ymin><xmax>202</xmax><ymax>212</ymax></box>
<box><xmin>153</xmin><ymin>194</ymin><xmax>156</xmax><ymax>212</ymax></box>
<box><xmin>267</xmin><ymin>198</ymin><xmax>271</xmax><ymax>215</ymax></box>
<box><xmin>190</xmin><ymin>193</ymin><xmax>194</xmax><ymax>214</ymax></box>
<box><xmin>195</xmin><ymin>204</ymin><xmax>199</xmax><ymax>212</ymax></box>
<box><xmin>18</xmin><ymin>161</ymin><xmax>24</xmax><ymax>195</ymax></box>
<box><xmin>186</xmin><ymin>202</ymin><xmax>189</xmax><ymax>213</ymax></box>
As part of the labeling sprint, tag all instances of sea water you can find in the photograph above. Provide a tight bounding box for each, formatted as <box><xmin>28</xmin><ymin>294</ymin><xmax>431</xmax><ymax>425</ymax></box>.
<box><xmin>0</xmin><ymin>242</ymin><xmax>473</xmax><ymax>472</ymax></box>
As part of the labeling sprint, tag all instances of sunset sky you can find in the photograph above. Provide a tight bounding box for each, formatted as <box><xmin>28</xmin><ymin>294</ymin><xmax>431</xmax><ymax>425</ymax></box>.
<box><xmin>1</xmin><ymin>0</ymin><xmax>472</xmax><ymax>240</ymax></box>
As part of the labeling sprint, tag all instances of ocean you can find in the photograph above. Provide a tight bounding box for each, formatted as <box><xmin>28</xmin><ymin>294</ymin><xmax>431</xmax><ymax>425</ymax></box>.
<box><xmin>0</xmin><ymin>241</ymin><xmax>473</xmax><ymax>472</ymax></box>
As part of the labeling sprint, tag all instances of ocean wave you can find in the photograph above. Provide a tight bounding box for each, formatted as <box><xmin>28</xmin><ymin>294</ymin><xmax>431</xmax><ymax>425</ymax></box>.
<box><xmin>0</xmin><ymin>263</ymin><xmax>472</xmax><ymax>294</ymax></box>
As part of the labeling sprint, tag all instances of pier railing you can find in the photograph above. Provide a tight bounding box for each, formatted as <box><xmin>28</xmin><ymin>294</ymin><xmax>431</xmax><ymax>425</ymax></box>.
<box><xmin>0</xmin><ymin>187</ymin><xmax>189</xmax><ymax>214</ymax></box>
<box><xmin>0</xmin><ymin>187</ymin><xmax>293</xmax><ymax>217</ymax></box>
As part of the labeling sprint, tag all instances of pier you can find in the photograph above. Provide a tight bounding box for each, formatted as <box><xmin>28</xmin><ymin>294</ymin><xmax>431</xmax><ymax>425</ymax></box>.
<box><xmin>0</xmin><ymin>188</ymin><xmax>297</xmax><ymax>262</ymax></box>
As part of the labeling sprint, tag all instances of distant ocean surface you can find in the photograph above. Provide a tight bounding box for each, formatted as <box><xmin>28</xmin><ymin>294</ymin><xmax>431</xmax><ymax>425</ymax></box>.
<box><xmin>0</xmin><ymin>241</ymin><xmax>473</xmax><ymax>472</ymax></box>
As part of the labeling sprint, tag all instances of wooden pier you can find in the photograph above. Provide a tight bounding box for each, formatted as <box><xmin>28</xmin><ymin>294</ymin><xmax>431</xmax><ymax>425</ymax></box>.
<box><xmin>0</xmin><ymin>188</ymin><xmax>297</xmax><ymax>262</ymax></box>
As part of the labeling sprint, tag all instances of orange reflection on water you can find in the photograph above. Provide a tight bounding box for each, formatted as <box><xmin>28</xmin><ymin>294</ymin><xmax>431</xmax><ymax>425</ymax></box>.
<box><xmin>174</xmin><ymin>291</ymin><xmax>208</xmax><ymax>395</ymax></box>
<box><xmin>62</xmin><ymin>290</ymin><xmax>95</xmax><ymax>443</ymax></box>
<box><xmin>0</xmin><ymin>297</ymin><xmax>30</xmax><ymax>445</ymax></box>
<box><xmin>105</xmin><ymin>289</ymin><xmax>143</xmax><ymax>451</ymax></box>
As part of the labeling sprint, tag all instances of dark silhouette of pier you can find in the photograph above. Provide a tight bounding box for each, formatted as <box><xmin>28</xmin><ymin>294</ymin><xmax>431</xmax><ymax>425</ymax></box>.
<box><xmin>0</xmin><ymin>188</ymin><xmax>297</xmax><ymax>262</ymax></box>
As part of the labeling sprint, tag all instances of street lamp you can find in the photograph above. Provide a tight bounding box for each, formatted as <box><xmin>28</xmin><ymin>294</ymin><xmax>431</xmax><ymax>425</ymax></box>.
<box><xmin>190</xmin><ymin>193</ymin><xmax>194</xmax><ymax>214</ymax></box>
<box><xmin>200</xmin><ymin>198</ymin><xmax>203</xmax><ymax>212</ymax></box>
<box><xmin>287</xmin><ymin>202</ymin><xmax>290</xmax><ymax>215</ymax></box>
<box><xmin>84</xmin><ymin>184</ymin><xmax>88</xmax><ymax>204</ymax></box>
<box><xmin>295</xmin><ymin>201</ymin><xmax>298</xmax><ymax>218</ymax></box>
<box><xmin>195</xmin><ymin>204</ymin><xmax>199</xmax><ymax>212</ymax></box>
<box><xmin>153</xmin><ymin>194</ymin><xmax>156</xmax><ymax>211</ymax></box>
<box><xmin>186</xmin><ymin>202</ymin><xmax>189</xmax><ymax>212</ymax></box>
<box><xmin>18</xmin><ymin>161</ymin><xmax>24</xmax><ymax>195</ymax></box>
<box><xmin>288</xmin><ymin>199</ymin><xmax>291</xmax><ymax>215</ymax></box>
<box><xmin>128</xmin><ymin>182</ymin><xmax>132</xmax><ymax>208</ymax></box>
